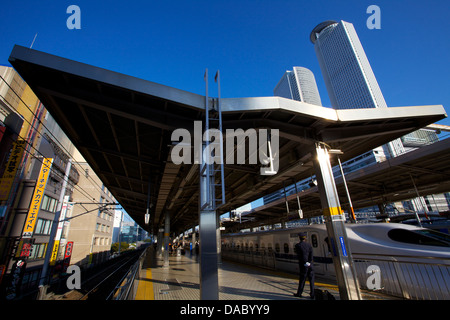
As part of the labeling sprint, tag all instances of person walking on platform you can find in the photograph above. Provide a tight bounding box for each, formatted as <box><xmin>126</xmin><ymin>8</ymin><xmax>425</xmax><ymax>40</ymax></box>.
<box><xmin>294</xmin><ymin>232</ymin><xmax>315</xmax><ymax>299</ymax></box>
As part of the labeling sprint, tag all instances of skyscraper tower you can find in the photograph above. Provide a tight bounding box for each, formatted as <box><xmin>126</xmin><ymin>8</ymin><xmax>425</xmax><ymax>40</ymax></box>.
<box><xmin>310</xmin><ymin>20</ymin><xmax>404</xmax><ymax>156</ymax></box>
<box><xmin>274</xmin><ymin>66</ymin><xmax>322</xmax><ymax>106</ymax></box>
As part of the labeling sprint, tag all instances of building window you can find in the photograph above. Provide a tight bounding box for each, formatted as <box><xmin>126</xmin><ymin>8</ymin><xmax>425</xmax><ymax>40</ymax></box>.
<box><xmin>35</xmin><ymin>219</ymin><xmax>53</xmax><ymax>235</ymax></box>
<box><xmin>311</xmin><ymin>234</ymin><xmax>318</xmax><ymax>248</ymax></box>
<box><xmin>29</xmin><ymin>243</ymin><xmax>47</xmax><ymax>260</ymax></box>
<box><xmin>41</xmin><ymin>195</ymin><xmax>58</xmax><ymax>213</ymax></box>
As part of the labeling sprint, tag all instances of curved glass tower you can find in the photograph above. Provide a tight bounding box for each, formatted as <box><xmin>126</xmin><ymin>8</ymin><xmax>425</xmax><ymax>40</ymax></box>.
<box><xmin>274</xmin><ymin>66</ymin><xmax>322</xmax><ymax>106</ymax></box>
<box><xmin>311</xmin><ymin>20</ymin><xmax>404</xmax><ymax>156</ymax></box>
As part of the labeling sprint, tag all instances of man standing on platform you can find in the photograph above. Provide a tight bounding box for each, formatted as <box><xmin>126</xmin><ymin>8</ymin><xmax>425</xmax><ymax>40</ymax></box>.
<box><xmin>294</xmin><ymin>232</ymin><xmax>315</xmax><ymax>299</ymax></box>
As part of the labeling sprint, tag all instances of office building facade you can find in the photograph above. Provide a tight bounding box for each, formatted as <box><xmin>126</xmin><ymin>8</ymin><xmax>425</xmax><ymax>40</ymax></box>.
<box><xmin>263</xmin><ymin>21</ymin><xmax>449</xmax><ymax>217</ymax></box>
<box><xmin>66</xmin><ymin>160</ymin><xmax>115</xmax><ymax>267</ymax></box>
<box><xmin>310</xmin><ymin>21</ymin><xmax>387</xmax><ymax>110</ymax></box>
<box><xmin>310</xmin><ymin>20</ymin><xmax>405</xmax><ymax>157</ymax></box>
<box><xmin>274</xmin><ymin>66</ymin><xmax>322</xmax><ymax>106</ymax></box>
<box><xmin>310</xmin><ymin>20</ymin><xmax>449</xmax><ymax>215</ymax></box>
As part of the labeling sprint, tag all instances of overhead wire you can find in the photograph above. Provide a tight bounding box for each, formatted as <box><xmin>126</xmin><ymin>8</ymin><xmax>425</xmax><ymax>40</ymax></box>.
<box><xmin>0</xmin><ymin>74</ymin><xmax>114</xmax><ymax>207</ymax></box>
<box><xmin>0</xmin><ymin>117</ymin><xmax>113</xmax><ymax>234</ymax></box>
<box><xmin>0</xmin><ymin>93</ymin><xmax>113</xmax><ymax>209</ymax></box>
<box><xmin>0</xmin><ymin>74</ymin><xmax>107</xmax><ymax>197</ymax></box>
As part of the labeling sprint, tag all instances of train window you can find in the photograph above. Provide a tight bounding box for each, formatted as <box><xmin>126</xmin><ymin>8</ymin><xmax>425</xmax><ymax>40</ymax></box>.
<box><xmin>255</xmin><ymin>243</ymin><xmax>259</xmax><ymax>250</ymax></box>
<box><xmin>249</xmin><ymin>243</ymin><xmax>253</xmax><ymax>251</ymax></box>
<box><xmin>275</xmin><ymin>243</ymin><xmax>280</xmax><ymax>253</ymax></box>
<box><xmin>311</xmin><ymin>234</ymin><xmax>318</xmax><ymax>248</ymax></box>
<box><xmin>388</xmin><ymin>229</ymin><xmax>450</xmax><ymax>247</ymax></box>
<box><xmin>283</xmin><ymin>243</ymin><xmax>289</xmax><ymax>254</ymax></box>
<box><xmin>268</xmin><ymin>244</ymin><xmax>273</xmax><ymax>252</ymax></box>
<box><xmin>417</xmin><ymin>229</ymin><xmax>450</xmax><ymax>245</ymax></box>
<box><xmin>261</xmin><ymin>243</ymin><xmax>265</xmax><ymax>250</ymax></box>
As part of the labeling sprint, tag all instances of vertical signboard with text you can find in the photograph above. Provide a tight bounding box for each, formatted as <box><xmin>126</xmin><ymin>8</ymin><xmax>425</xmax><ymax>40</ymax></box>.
<box><xmin>0</xmin><ymin>139</ymin><xmax>26</xmax><ymax>202</ymax></box>
<box><xmin>22</xmin><ymin>158</ymin><xmax>53</xmax><ymax>238</ymax></box>
<box><xmin>50</xmin><ymin>195</ymin><xmax>71</xmax><ymax>266</ymax></box>
<box><xmin>62</xmin><ymin>241</ymin><xmax>74</xmax><ymax>273</ymax></box>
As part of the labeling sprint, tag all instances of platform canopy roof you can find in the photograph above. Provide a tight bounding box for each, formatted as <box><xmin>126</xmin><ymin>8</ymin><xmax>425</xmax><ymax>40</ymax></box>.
<box><xmin>224</xmin><ymin>138</ymin><xmax>450</xmax><ymax>232</ymax></box>
<box><xmin>9</xmin><ymin>45</ymin><xmax>447</xmax><ymax>234</ymax></box>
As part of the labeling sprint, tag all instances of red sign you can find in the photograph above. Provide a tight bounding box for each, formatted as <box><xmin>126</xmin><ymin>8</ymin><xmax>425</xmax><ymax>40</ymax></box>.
<box><xmin>0</xmin><ymin>264</ymin><xmax>6</xmax><ymax>286</ymax></box>
<box><xmin>62</xmin><ymin>241</ymin><xmax>74</xmax><ymax>273</ymax></box>
<box><xmin>64</xmin><ymin>241</ymin><xmax>74</xmax><ymax>259</ymax></box>
<box><xmin>0</xmin><ymin>125</ymin><xmax>5</xmax><ymax>144</ymax></box>
<box><xmin>20</xmin><ymin>242</ymin><xmax>32</xmax><ymax>257</ymax></box>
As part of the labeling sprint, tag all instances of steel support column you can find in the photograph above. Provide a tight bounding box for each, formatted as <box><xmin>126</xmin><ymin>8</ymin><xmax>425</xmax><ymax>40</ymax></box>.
<box><xmin>198</xmin><ymin>135</ymin><xmax>219</xmax><ymax>299</ymax></box>
<box><xmin>156</xmin><ymin>228</ymin><xmax>163</xmax><ymax>256</ymax></box>
<box><xmin>163</xmin><ymin>211</ymin><xmax>170</xmax><ymax>267</ymax></box>
<box><xmin>192</xmin><ymin>227</ymin><xmax>197</xmax><ymax>256</ymax></box>
<box><xmin>197</xmin><ymin>69</ymin><xmax>222</xmax><ymax>300</ymax></box>
<box><xmin>216</xmin><ymin>212</ymin><xmax>222</xmax><ymax>264</ymax></box>
<box><xmin>313</xmin><ymin>143</ymin><xmax>361</xmax><ymax>300</ymax></box>
<box><xmin>199</xmin><ymin>142</ymin><xmax>219</xmax><ymax>299</ymax></box>
<box><xmin>199</xmin><ymin>209</ymin><xmax>219</xmax><ymax>299</ymax></box>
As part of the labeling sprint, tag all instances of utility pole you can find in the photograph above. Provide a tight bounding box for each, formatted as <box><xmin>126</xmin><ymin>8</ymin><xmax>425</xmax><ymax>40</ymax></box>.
<box><xmin>38</xmin><ymin>159</ymin><xmax>72</xmax><ymax>299</ymax></box>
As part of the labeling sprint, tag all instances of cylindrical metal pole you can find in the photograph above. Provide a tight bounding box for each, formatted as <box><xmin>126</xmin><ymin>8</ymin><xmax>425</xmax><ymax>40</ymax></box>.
<box><xmin>38</xmin><ymin>159</ymin><xmax>72</xmax><ymax>298</ymax></box>
<box><xmin>163</xmin><ymin>211</ymin><xmax>170</xmax><ymax>267</ymax></box>
<box><xmin>337</xmin><ymin>157</ymin><xmax>356</xmax><ymax>223</ymax></box>
<box><xmin>191</xmin><ymin>227</ymin><xmax>197</xmax><ymax>256</ymax></box>
<box><xmin>118</xmin><ymin>210</ymin><xmax>123</xmax><ymax>254</ymax></box>
<box><xmin>313</xmin><ymin>144</ymin><xmax>361</xmax><ymax>300</ymax></box>
<box><xmin>410</xmin><ymin>174</ymin><xmax>424</xmax><ymax>227</ymax></box>
<box><xmin>198</xmin><ymin>69</ymin><xmax>219</xmax><ymax>300</ymax></box>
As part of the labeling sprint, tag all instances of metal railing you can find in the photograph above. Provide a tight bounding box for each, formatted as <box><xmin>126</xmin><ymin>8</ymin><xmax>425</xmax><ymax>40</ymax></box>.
<box><xmin>223</xmin><ymin>247</ymin><xmax>450</xmax><ymax>300</ymax></box>
<box><xmin>353</xmin><ymin>253</ymin><xmax>450</xmax><ymax>300</ymax></box>
<box><xmin>109</xmin><ymin>248</ymin><xmax>147</xmax><ymax>300</ymax></box>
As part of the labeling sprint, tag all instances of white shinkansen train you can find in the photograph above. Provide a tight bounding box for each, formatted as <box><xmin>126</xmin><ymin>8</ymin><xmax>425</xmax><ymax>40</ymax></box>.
<box><xmin>221</xmin><ymin>223</ymin><xmax>450</xmax><ymax>299</ymax></box>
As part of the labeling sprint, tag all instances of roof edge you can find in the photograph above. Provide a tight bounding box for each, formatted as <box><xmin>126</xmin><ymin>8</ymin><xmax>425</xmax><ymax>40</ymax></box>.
<box><xmin>9</xmin><ymin>45</ymin><xmax>205</xmax><ymax>110</ymax></box>
<box><xmin>310</xmin><ymin>20</ymin><xmax>338</xmax><ymax>43</ymax></box>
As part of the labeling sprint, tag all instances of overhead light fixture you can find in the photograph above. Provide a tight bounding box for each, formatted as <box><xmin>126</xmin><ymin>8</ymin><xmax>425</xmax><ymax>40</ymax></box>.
<box><xmin>308</xmin><ymin>178</ymin><xmax>317</xmax><ymax>188</ymax></box>
<box><xmin>328</xmin><ymin>149</ymin><xmax>344</xmax><ymax>155</ymax></box>
<box><xmin>145</xmin><ymin>208</ymin><xmax>150</xmax><ymax>225</ymax></box>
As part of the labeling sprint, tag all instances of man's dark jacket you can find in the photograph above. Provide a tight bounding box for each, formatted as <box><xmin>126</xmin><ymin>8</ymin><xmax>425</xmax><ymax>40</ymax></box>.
<box><xmin>294</xmin><ymin>241</ymin><xmax>313</xmax><ymax>266</ymax></box>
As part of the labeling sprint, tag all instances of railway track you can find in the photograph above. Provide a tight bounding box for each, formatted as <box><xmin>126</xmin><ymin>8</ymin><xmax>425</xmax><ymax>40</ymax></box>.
<box><xmin>53</xmin><ymin>249</ymin><xmax>143</xmax><ymax>300</ymax></box>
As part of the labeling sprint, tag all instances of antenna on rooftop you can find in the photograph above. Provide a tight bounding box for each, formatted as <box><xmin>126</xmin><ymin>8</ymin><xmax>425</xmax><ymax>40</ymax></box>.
<box><xmin>30</xmin><ymin>33</ymin><xmax>38</xmax><ymax>49</ymax></box>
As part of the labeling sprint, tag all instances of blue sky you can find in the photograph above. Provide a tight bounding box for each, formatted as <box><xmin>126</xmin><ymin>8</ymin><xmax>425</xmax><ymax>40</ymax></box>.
<box><xmin>1</xmin><ymin>0</ymin><xmax>449</xmax><ymax>128</ymax></box>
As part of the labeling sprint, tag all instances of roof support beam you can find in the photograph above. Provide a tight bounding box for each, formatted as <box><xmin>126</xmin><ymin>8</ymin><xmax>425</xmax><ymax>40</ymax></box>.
<box><xmin>78</xmin><ymin>144</ymin><xmax>161</xmax><ymax>167</ymax></box>
<box><xmin>37</xmin><ymin>86</ymin><xmax>179</xmax><ymax>131</ymax></box>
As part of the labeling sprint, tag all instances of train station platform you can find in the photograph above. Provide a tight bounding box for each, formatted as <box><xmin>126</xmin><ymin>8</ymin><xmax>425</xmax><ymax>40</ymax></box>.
<box><xmin>135</xmin><ymin>248</ymin><xmax>339</xmax><ymax>300</ymax></box>
<box><xmin>135</xmin><ymin>248</ymin><xmax>398</xmax><ymax>301</ymax></box>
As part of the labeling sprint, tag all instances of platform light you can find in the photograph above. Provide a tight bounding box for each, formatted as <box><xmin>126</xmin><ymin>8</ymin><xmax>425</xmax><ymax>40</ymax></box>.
<box><xmin>145</xmin><ymin>209</ymin><xmax>150</xmax><ymax>225</ymax></box>
<box><xmin>308</xmin><ymin>179</ymin><xmax>317</xmax><ymax>188</ymax></box>
<box><xmin>328</xmin><ymin>149</ymin><xmax>344</xmax><ymax>155</ymax></box>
